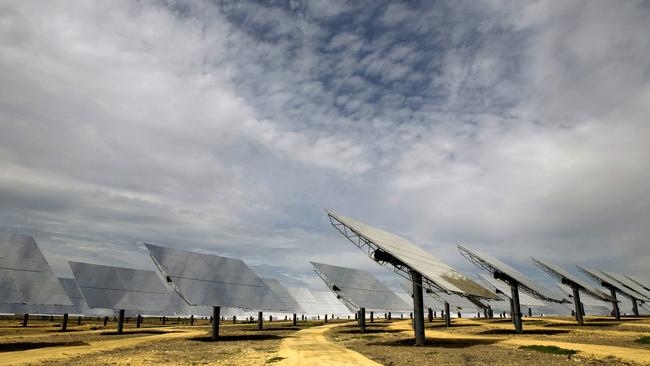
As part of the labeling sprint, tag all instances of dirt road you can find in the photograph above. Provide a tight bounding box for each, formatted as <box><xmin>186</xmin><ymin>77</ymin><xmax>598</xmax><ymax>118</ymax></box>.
<box><xmin>273</xmin><ymin>323</ymin><xmax>382</xmax><ymax>366</ymax></box>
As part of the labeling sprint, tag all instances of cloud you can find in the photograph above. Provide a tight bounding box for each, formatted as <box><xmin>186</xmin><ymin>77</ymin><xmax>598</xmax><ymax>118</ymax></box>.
<box><xmin>0</xmin><ymin>0</ymin><xmax>648</xmax><ymax>292</ymax></box>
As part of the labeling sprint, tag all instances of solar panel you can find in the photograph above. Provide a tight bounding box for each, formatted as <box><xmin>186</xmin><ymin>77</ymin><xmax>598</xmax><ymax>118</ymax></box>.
<box><xmin>626</xmin><ymin>275</ymin><xmax>650</xmax><ymax>292</ymax></box>
<box><xmin>532</xmin><ymin>258</ymin><xmax>614</xmax><ymax>302</ymax></box>
<box><xmin>577</xmin><ymin>266</ymin><xmax>645</xmax><ymax>300</ymax></box>
<box><xmin>69</xmin><ymin>261</ymin><xmax>177</xmax><ymax>313</ymax></box>
<box><xmin>601</xmin><ymin>271</ymin><xmax>650</xmax><ymax>300</ymax></box>
<box><xmin>0</xmin><ymin>233</ymin><xmax>72</xmax><ymax>306</ymax></box>
<box><xmin>478</xmin><ymin>274</ymin><xmax>547</xmax><ymax>307</ymax></box>
<box><xmin>555</xmin><ymin>283</ymin><xmax>611</xmax><ymax>307</ymax></box>
<box><xmin>145</xmin><ymin>243</ymin><xmax>290</xmax><ymax>312</ymax></box>
<box><xmin>311</xmin><ymin>262</ymin><xmax>410</xmax><ymax>312</ymax></box>
<box><xmin>0</xmin><ymin>277</ymin><xmax>24</xmax><ymax>304</ymax></box>
<box><xmin>310</xmin><ymin>289</ymin><xmax>353</xmax><ymax>315</ymax></box>
<box><xmin>399</xmin><ymin>281</ymin><xmax>468</xmax><ymax>311</ymax></box>
<box><xmin>458</xmin><ymin>245</ymin><xmax>564</xmax><ymax>303</ymax></box>
<box><xmin>327</xmin><ymin>211</ymin><xmax>497</xmax><ymax>299</ymax></box>
<box><xmin>261</xmin><ymin>278</ymin><xmax>304</xmax><ymax>314</ymax></box>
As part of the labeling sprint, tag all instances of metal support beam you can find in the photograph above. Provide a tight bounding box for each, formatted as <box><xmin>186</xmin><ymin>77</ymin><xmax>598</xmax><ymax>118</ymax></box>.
<box><xmin>370</xmin><ymin>311</ymin><xmax>373</xmax><ymax>323</ymax></box>
<box><xmin>136</xmin><ymin>314</ymin><xmax>142</xmax><ymax>328</ymax></box>
<box><xmin>411</xmin><ymin>270</ymin><xmax>425</xmax><ymax>346</ymax></box>
<box><xmin>212</xmin><ymin>306</ymin><xmax>220</xmax><ymax>340</ymax></box>
<box><xmin>292</xmin><ymin>313</ymin><xmax>297</xmax><ymax>326</ymax></box>
<box><xmin>61</xmin><ymin>313</ymin><xmax>68</xmax><ymax>331</ymax></box>
<box><xmin>444</xmin><ymin>302</ymin><xmax>451</xmax><ymax>327</ymax></box>
<box><xmin>117</xmin><ymin>309</ymin><xmax>125</xmax><ymax>334</ymax></box>
<box><xmin>22</xmin><ymin>313</ymin><xmax>28</xmax><ymax>327</ymax></box>
<box><xmin>258</xmin><ymin>312</ymin><xmax>263</xmax><ymax>330</ymax></box>
<box><xmin>609</xmin><ymin>287</ymin><xmax>620</xmax><ymax>320</ymax></box>
<box><xmin>103</xmin><ymin>316</ymin><xmax>108</xmax><ymax>326</ymax></box>
<box><xmin>359</xmin><ymin>307</ymin><xmax>366</xmax><ymax>333</ymax></box>
<box><xmin>190</xmin><ymin>315</ymin><xmax>194</xmax><ymax>325</ymax></box>
<box><xmin>325</xmin><ymin>314</ymin><xmax>328</xmax><ymax>323</ymax></box>
<box><xmin>631</xmin><ymin>298</ymin><xmax>640</xmax><ymax>317</ymax></box>
<box><xmin>428</xmin><ymin>308</ymin><xmax>433</xmax><ymax>322</ymax></box>
<box><xmin>572</xmin><ymin>286</ymin><xmax>584</xmax><ymax>325</ymax></box>
<box><xmin>510</xmin><ymin>283</ymin><xmax>523</xmax><ymax>333</ymax></box>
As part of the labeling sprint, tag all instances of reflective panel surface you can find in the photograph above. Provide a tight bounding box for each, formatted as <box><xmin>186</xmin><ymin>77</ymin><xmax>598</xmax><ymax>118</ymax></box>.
<box><xmin>478</xmin><ymin>274</ymin><xmax>547</xmax><ymax>307</ymax></box>
<box><xmin>327</xmin><ymin>211</ymin><xmax>497</xmax><ymax>299</ymax></box>
<box><xmin>577</xmin><ymin>266</ymin><xmax>647</xmax><ymax>301</ymax></box>
<box><xmin>261</xmin><ymin>278</ymin><xmax>304</xmax><ymax>314</ymax></box>
<box><xmin>69</xmin><ymin>261</ymin><xmax>177</xmax><ymax>313</ymax></box>
<box><xmin>458</xmin><ymin>245</ymin><xmax>564</xmax><ymax>302</ymax></box>
<box><xmin>145</xmin><ymin>244</ymin><xmax>291</xmax><ymax>312</ymax></box>
<box><xmin>312</xmin><ymin>262</ymin><xmax>410</xmax><ymax>311</ymax></box>
<box><xmin>532</xmin><ymin>258</ymin><xmax>615</xmax><ymax>302</ymax></box>
<box><xmin>0</xmin><ymin>233</ymin><xmax>72</xmax><ymax>306</ymax></box>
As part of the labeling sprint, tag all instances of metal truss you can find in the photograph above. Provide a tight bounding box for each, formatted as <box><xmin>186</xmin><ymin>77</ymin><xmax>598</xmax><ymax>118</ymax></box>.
<box><xmin>328</xmin><ymin>213</ymin><xmax>464</xmax><ymax>298</ymax></box>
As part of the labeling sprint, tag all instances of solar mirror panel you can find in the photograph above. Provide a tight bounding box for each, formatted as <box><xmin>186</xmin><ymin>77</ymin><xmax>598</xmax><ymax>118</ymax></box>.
<box><xmin>577</xmin><ymin>266</ymin><xmax>643</xmax><ymax>299</ymax></box>
<box><xmin>69</xmin><ymin>261</ymin><xmax>175</xmax><ymax>313</ymax></box>
<box><xmin>310</xmin><ymin>289</ymin><xmax>352</xmax><ymax>315</ymax></box>
<box><xmin>556</xmin><ymin>283</ymin><xmax>611</xmax><ymax>307</ymax></box>
<box><xmin>286</xmin><ymin>287</ymin><xmax>320</xmax><ymax>315</ymax></box>
<box><xmin>327</xmin><ymin>211</ymin><xmax>496</xmax><ymax>299</ymax></box>
<box><xmin>261</xmin><ymin>278</ymin><xmax>304</xmax><ymax>314</ymax></box>
<box><xmin>145</xmin><ymin>243</ymin><xmax>290</xmax><ymax>312</ymax></box>
<box><xmin>0</xmin><ymin>233</ymin><xmax>72</xmax><ymax>306</ymax></box>
<box><xmin>532</xmin><ymin>258</ymin><xmax>614</xmax><ymax>302</ymax></box>
<box><xmin>478</xmin><ymin>274</ymin><xmax>547</xmax><ymax>306</ymax></box>
<box><xmin>601</xmin><ymin>271</ymin><xmax>650</xmax><ymax>300</ymax></box>
<box><xmin>0</xmin><ymin>277</ymin><xmax>25</xmax><ymax>304</ymax></box>
<box><xmin>458</xmin><ymin>245</ymin><xmax>564</xmax><ymax>302</ymax></box>
<box><xmin>626</xmin><ymin>275</ymin><xmax>650</xmax><ymax>292</ymax></box>
<box><xmin>311</xmin><ymin>262</ymin><xmax>410</xmax><ymax>311</ymax></box>
<box><xmin>399</xmin><ymin>281</ymin><xmax>462</xmax><ymax>310</ymax></box>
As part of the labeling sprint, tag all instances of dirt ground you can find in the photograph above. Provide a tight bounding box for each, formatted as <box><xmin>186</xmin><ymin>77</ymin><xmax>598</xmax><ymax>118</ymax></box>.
<box><xmin>326</xmin><ymin>317</ymin><xmax>650</xmax><ymax>366</ymax></box>
<box><xmin>1</xmin><ymin>315</ymin><xmax>649</xmax><ymax>365</ymax></box>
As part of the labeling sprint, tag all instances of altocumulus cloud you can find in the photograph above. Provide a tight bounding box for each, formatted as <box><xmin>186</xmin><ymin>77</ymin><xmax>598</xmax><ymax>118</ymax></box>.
<box><xmin>0</xmin><ymin>0</ymin><xmax>648</xmax><ymax>289</ymax></box>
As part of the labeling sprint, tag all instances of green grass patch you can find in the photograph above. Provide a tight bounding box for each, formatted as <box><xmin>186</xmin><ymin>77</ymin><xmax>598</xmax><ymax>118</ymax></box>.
<box><xmin>520</xmin><ymin>345</ymin><xmax>578</xmax><ymax>356</ymax></box>
<box><xmin>637</xmin><ymin>336</ymin><xmax>650</xmax><ymax>344</ymax></box>
<box><xmin>266</xmin><ymin>356</ymin><xmax>286</xmax><ymax>363</ymax></box>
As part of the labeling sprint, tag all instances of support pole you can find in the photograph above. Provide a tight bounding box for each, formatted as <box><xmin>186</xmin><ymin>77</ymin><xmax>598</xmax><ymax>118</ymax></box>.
<box><xmin>292</xmin><ymin>313</ymin><xmax>297</xmax><ymax>326</ymax></box>
<box><xmin>22</xmin><ymin>313</ymin><xmax>29</xmax><ymax>327</ymax></box>
<box><xmin>190</xmin><ymin>315</ymin><xmax>194</xmax><ymax>325</ymax></box>
<box><xmin>370</xmin><ymin>311</ymin><xmax>373</xmax><ymax>323</ymax></box>
<box><xmin>411</xmin><ymin>270</ymin><xmax>425</xmax><ymax>346</ymax></box>
<box><xmin>444</xmin><ymin>302</ymin><xmax>451</xmax><ymax>327</ymax></box>
<box><xmin>103</xmin><ymin>316</ymin><xmax>108</xmax><ymax>326</ymax></box>
<box><xmin>631</xmin><ymin>298</ymin><xmax>640</xmax><ymax>317</ymax></box>
<box><xmin>212</xmin><ymin>306</ymin><xmax>220</xmax><ymax>340</ymax></box>
<box><xmin>528</xmin><ymin>308</ymin><xmax>532</xmax><ymax>317</ymax></box>
<box><xmin>136</xmin><ymin>314</ymin><xmax>142</xmax><ymax>328</ymax></box>
<box><xmin>428</xmin><ymin>308</ymin><xmax>433</xmax><ymax>322</ymax></box>
<box><xmin>359</xmin><ymin>307</ymin><xmax>366</xmax><ymax>333</ymax></box>
<box><xmin>117</xmin><ymin>309</ymin><xmax>125</xmax><ymax>334</ymax></box>
<box><xmin>388</xmin><ymin>312</ymin><xmax>391</xmax><ymax>320</ymax></box>
<box><xmin>61</xmin><ymin>313</ymin><xmax>68</xmax><ymax>331</ymax></box>
<box><xmin>258</xmin><ymin>311</ymin><xmax>263</xmax><ymax>330</ymax></box>
<box><xmin>510</xmin><ymin>282</ymin><xmax>523</xmax><ymax>333</ymax></box>
<box><xmin>572</xmin><ymin>286</ymin><xmax>584</xmax><ymax>325</ymax></box>
<box><xmin>609</xmin><ymin>287</ymin><xmax>620</xmax><ymax>320</ymax></box>
<box><xmin>77</xmin><ymin>316</ymin><xmax>82</xmax><ymax>325</ymax></box>
<box><xmin>162</xmin><ymin>316</ymin><xmax>166</xmax><ymax>325</ymax></box>
<box><xmin>233</xmin><ymin>315</ymin><xmax>236</xmax><ymax>324</ymax></box>
<box><xmin>325</xmin><ymin>314</ymin><xmax>328</xmax><ymax>323</ymax></box>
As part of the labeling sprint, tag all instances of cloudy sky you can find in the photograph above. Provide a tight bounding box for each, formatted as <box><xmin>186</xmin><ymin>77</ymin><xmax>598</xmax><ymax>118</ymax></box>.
<box><xmin>1</xmin><ymin>0</ymin><xmax>649</xmax><ymax>292</ymax></box>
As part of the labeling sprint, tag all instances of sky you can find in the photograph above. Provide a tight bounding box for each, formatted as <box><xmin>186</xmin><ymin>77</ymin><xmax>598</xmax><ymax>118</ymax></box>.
<box><xmin>1</xmin><ymin>0</ymin><xmax>649</xmax><ymax>293</ymax></box>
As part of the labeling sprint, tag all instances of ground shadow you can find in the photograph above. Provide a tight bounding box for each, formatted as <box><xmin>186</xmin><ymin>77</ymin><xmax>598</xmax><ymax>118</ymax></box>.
<box><xmin>337</xmin><ymin>328</ymin><xmax>404</xmax><ymax>334</ymax></box>
<box><xmin>544</xmin><ymin>322</ymin><xmax>619</xmax><ymax>328</ymax></box>
<box><xmin>426</xmin><ymin>323</ymin><xmax>478</xmax><ymax>329</ymax></box>
<box><xmin>190</xmin><ymin>334</ymin><xmax>283</xmax><ymax>342</ymax></box>
<box><xmin>479</xmin><ymin>329</ymin><xmax>570</xmax><ymax>335</ymax></box>
<box><xmin>0</xmin><ymin>341</ymin><xmax>88</xmax><ymax>352</ymax></box>
<box><xmin>368</xmin><ymin>337</ymin><xmax>500</xmax><ymax>348</ymax></box>
<box><xmin>101</xmin><ymin>330</ymin><xmax>169</xmax><ymax>336</ymax></box>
